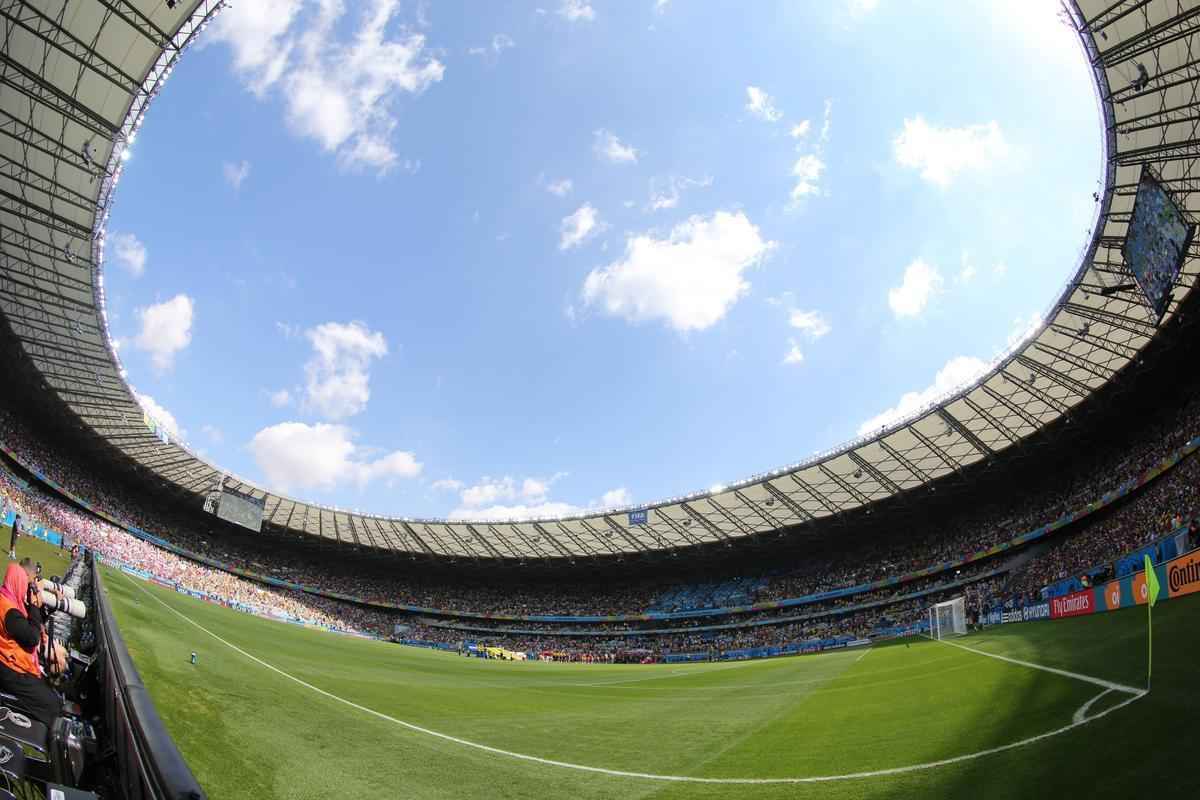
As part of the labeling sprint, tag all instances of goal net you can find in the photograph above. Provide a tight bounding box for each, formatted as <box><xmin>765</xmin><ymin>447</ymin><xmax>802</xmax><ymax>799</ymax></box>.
<box><xmin>928</xmin><ymin>596</ymin><xmax>967</xmax><ymax>640</ymax></box>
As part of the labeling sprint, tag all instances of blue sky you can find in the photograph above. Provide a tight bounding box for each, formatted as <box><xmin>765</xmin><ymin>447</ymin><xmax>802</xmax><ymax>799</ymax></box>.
<box><xmin>102</xmin><ymin>0</ymin><xmax>1100</xmax><ymax>520</ymax></box>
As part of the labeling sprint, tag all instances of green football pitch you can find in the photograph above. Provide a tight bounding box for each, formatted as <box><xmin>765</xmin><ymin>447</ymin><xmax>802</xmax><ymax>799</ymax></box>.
<box><xmin>92</xmin><ymin>561</ymin><xmax>1197</xmax><ymax>800</ymax></box>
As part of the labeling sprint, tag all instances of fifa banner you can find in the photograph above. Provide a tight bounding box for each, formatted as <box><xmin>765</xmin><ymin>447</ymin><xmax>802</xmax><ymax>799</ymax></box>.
<box><xmin>1050</xmin><ymin>589</ymin><xmax>1095</xmax><ymax>619</ymax></box>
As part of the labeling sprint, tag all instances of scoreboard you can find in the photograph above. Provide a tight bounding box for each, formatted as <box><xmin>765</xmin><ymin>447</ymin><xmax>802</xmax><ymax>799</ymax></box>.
<box><xmin>215</xmin><ymin>488</ymin><xmax>266</xmax><ymax>532</ymax></box>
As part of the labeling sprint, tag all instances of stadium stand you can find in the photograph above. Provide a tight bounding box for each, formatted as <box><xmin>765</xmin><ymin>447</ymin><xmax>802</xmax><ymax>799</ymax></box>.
<box><xmin>1</xmin><ymin>362</ymin><xmax>1198</xmax><ymax>659</ymax></box>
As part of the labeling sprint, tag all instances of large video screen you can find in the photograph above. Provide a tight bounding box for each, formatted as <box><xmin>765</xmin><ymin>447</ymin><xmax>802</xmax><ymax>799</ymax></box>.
<box><xmin>216</xmin><ymin>488</ymin><xmax>266</xmax><ymax>532</ymax></box>
<box><xmin>1123</xmin><ymin>168</ymin><xmax>1194</xmax><ymax>321</ymax></box>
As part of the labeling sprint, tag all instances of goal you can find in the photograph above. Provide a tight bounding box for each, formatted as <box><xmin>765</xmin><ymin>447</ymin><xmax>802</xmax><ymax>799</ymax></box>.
<box><xmin>928</xmin><ymin>596</ymin><xmax>968</xmax><ymax>640</ymax></box>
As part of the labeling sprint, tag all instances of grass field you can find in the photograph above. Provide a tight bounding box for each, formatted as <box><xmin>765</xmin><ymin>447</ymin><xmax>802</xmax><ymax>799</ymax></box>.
<box><xmin>8</xmin><ymin>535</ymin><xmax>71</xmax><ymax>587</ymax></box>
<box><xmin>85</xmin><ymin>558</ymin><xmax>1199</xmax><ymax>800</ymax></box>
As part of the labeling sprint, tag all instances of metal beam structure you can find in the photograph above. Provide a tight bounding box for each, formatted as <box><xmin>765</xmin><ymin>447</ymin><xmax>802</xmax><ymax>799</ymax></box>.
<box><xmin>1</xmin><ymin>0</ymin><xmax>1199</xmax><ymax>560</ymax></box>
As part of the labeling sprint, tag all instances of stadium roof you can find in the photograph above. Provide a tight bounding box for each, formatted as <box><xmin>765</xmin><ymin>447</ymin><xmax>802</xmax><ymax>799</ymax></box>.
<box><xmin>3</xmin><ymin>0</ymin><xmax>1200</xmax><ymax>560</ymax></box>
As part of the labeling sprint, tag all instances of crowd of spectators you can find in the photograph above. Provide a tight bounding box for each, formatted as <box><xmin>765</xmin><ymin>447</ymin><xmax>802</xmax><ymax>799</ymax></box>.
<box><xmin>0</xmin><ymin>462</ymin><xmax>394</xmax><ymax>637</ymax></box>
<box><xmin>0</xmin><ymin>384</ymin><xmax>1197</xmax><ymax>661</ymax></box>
<box><xmin>1006</xmin><ymin>454</ymin><xmax>1200</xmax><ymax>601</ymax></box>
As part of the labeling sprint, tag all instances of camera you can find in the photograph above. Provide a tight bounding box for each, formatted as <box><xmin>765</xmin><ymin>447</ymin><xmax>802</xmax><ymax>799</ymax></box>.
<box><xmin>32</xmin><ymin>583</ymin><xmax>86</xmax><ymax>620</ymax></box>
<box><xmin>40</xmin><ymin>592</ymin><xmax>86</xmax><ymax>620</ymax></box>
<box><xmin>38</xmin><ymin>580</ymin><xmax>75</xmax><ymax>600</ymax></box>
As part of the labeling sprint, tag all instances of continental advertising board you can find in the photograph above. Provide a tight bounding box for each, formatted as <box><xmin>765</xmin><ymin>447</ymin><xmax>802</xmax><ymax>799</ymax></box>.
<box><xmin>1167</xmin><ymin>551</ymin><xmax>1200</xmax><ymax>598</ymax></box>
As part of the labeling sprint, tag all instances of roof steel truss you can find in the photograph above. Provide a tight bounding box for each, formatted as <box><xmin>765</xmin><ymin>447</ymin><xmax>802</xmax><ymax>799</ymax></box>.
<box><xmin>1</xmin><ymin>0</ymin><xmax>1198</xmax><ymax>559</ymax></box>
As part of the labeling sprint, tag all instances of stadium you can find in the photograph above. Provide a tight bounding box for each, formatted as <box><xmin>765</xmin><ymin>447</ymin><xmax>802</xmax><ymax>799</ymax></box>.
<box><xmin>2</xmin><ymin>1</ymin><xmax>1200</xmax><ymax>798</ymax></box>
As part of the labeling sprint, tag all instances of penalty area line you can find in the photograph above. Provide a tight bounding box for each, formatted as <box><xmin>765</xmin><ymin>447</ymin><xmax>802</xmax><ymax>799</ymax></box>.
<box><xmin>932</xmin><ymin>637</ymin><xmax>1143</xmax><ymax>695</ymax></box>
<box><xmin>119</xmin><ymin>573</ymin><xmax>1147</xmax><ymax>785</ymax></box>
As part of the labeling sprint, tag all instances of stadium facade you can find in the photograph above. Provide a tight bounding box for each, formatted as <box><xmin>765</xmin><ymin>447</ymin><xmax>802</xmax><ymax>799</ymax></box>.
<box><xmin>2</xmin><ymin>0</ymin><xmax>1200</xmax><ymax>565</ymax></box>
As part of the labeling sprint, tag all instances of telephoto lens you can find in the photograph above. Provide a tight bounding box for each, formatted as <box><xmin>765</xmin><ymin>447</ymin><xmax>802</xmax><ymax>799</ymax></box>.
<box><xmin>38</xmin><ymin>579</ymin><xmax>75</xmax><ymax>600</ymax></box>
<box><xmin>40</xmin><ymin>591</ymin><xmax>87</xmax><ymax>619</ymax></box>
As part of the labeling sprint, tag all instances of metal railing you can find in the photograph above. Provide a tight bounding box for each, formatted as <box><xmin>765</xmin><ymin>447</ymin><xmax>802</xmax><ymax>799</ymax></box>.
<box><xmin>91</xmin><ymin>557</ymin><xmax>206</xmax><ymax>800</ymax></box>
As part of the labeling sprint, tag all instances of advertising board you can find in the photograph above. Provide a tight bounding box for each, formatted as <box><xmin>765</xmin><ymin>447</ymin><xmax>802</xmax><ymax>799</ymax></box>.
<box><xmin>1050</xmin><ymin>589</ymin><xmax>1095</xmax><ymax>619</ymax></box>
<box><xmin>1166</xmin><ymin>551</ymin><xmax>1200</xmax><ymax>598</ymax></box>
<box><xmin>1102</xmin><ymin>579</ymin><xmax>1124</xmax><ymax>611</ymax></box>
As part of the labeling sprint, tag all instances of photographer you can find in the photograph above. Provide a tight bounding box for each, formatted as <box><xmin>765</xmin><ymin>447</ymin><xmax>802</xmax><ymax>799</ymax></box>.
<box><xmin>0</xmin><ymin>560</ymin><xmax>67</xmax><ymax>726</ymax></box>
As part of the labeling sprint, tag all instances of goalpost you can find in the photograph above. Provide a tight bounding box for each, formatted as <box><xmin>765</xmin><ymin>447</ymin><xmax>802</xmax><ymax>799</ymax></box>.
<box><xmin>928</xmin><ymin>596</ymin><xmax>968</xmax><ymax>640</ymax></box>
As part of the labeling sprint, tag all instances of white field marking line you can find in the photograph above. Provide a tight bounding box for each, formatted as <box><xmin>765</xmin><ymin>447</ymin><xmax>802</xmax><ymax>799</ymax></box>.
<box><xmin>122</xmin><ymin>573</ymin><xmax>1153</xmax><ymax>784</ymax></box>
<box><xmin>933</xmin><ymin>637</ymin><xmax>1143</xmax><ymax>695</ymax></box>
<box><xmin>1073</xmin><ymin>689</ymin><xmax>1114</xmax><ymax>724</ymax></box>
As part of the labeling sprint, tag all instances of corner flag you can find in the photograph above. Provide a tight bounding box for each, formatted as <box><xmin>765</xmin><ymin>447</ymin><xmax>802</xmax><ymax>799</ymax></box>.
<box><xmin>1144</xmin><ymin>554</ymin><xmax>1159</xmax><ymax>691</ymax></box>
<box><xmin>1143</xmin><ymin>554</ymin><xmax>1160</xmax><ymax>606</ymax></box>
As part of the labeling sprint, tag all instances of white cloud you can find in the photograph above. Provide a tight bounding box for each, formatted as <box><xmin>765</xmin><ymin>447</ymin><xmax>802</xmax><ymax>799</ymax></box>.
<box><xmin>110</xmin><ymin>233</ymin><xmax>147</xmax><ymax>277</ymax></box>
<box><xmin>745</xmin><ymin>86</ymin><xmax>783</xmax><ymax>122</ymax></box>
<box><xmin>134</xmin><ymin>392</ymin><xmax>185</xmax><ymax>439</ymax></box>
<box><xmin>210</xmin><ymin>0</ymin><xmax>444</xmax><ymax>175</ymax></box>
<box><xmin>993</xmin><ymin>262</ymin><xmax>1009</xmax><ymax>279</ymax></box>
<box><xmin>302</xmin><ymin>321</ymin><xmax>389</xmax><ymax>420</ymax></box>
<box><xmin>888</xmin><ymin>258</ymin><xmax>943</xmax><ymax>318</ymax></box>
<box><xmin>582</xmin><ymin>210</ymin><xmax>775</xmax><ymax>332</ymax></box>
<box><xmin>782</xmin><ymin>339</ymin><xmax>805</xmax><ymax>365</ymax></box>
<box><xmin>790</xmin><ymin>154</ymin><xmax>825</xmax><ymax>200</ymax></box>
<box><xmin>647</xmin><ymin>175</ymin><xmax>712</xmax><ymax>212</ymax></box>
<box><xmin>448</xmin><ymin>501</ymin><xmax>581</xmax><ymax>522</ymax></box>
<box><xmin>544</xmin><ymin>177</ymin><xmax>573</xmax><ymax>196</ymax></box>
<box><xmin>654</xmin><ymin>0</ymin><xmax>671</xmax><ymax>13</ymax></box>
<box><xmin>269</xmin><ymin>389</ymin><xmax>293</xmax><ymax>408</ymax></box>
<box><xmin>249</xmin><ymin>422</ymin><xmax>421</xmax><ymax>492</ymax></box>
<box><xmin>522</xmin><ymin>477</ymin><xmax>552</xmax><ymax>500</ymax></box>
<box><xmin>847</xmin><ymin>0</ymin><xmax>880</xmax><ymax>17</ymax></box>
<box><xmin>893</xmin><ymin>116</ymin><xmax>1010</xmax><ymax>188</ymax></box>
<box><xmin>1006</xmin><ymin>311</ymin><xmax>1044</xmax><ymax>349</ymax></box>
<box><xmin>461</xmin><ymin>477</ymin><xmax>517</xmax><ymax>507</ymax></box>
<box><xmin>446</xmin><ymin>477</ymin><xmax>627</xmax><ymax>522</ymax></box>
<box><xmin>134</xmin><ymin>294</ymin><xmax>193</xmax><ymax>371</ymax></box>
<box><xmin>957</xmin><ymin>261</ymin><xmax>977</xmax><ymax>285</ymax></box>
<box><xmin>789</xmin><ymin>99</ymin><xmax>832</xmax><ymax>202</ymax></box>
<box><xmin>594</xmin><ymin>129</ymin><xmax>638</xmax><ymax>164</ymax></box>
<box><xmin>457</xmin><ymin>473</ymin><xmax>566</xmax><ymax>509</ymax></box>
<box><xmin>770</xmin><ymin>301</ymin><xmax>830</xmax><ymax>363</ymax></box>
<box><xmin>206</xmin><ymin>0</ymin><xmax>303</xmax><ymax>95</ymax></box>
<box><xmin>431</xmin><ymin>478</ymin><xmax>463</xmax><ymax>491</ymax></box>
<box><xmin>558</xmin><ymin>0</ymin><xmax>595</xmax><ymax>22</ymax></box>
<box><xmin>601</xmin><ymin>487</ymin><xmax>632</xmax><ymax>507</ymax></box>
<box><xmin>200</xmin><ymin>424</ymin><xmax>225</xmax><ymax>444</ymax></box>
<box><xmin>788</xmin><ymin>309</ymin><xmax>831</xmax><ymax>338</ymax></box>
<box><xmin>559</xmin><ymin>203</ymin><xmax>605</xmax><ymax>250</ymax></box>
<box><xmin>222</xmin><ymin>159</ymin><xmax>251</xmax><ymax>190</ymax></box>
<box><xmin>858</xmin><ymin>355</ymin><xmax>987</xmax><ymax>435</ymax></box>
<box><xmin>276</xmin><ymin>321</ymin><xmax>301</xmax><ymax>339</ymax></box>
<box><xmin>469</xmin><ymin>32</ymin><xmax>515</xmax><ymax>57</ymax></box>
